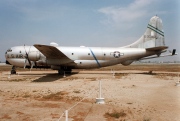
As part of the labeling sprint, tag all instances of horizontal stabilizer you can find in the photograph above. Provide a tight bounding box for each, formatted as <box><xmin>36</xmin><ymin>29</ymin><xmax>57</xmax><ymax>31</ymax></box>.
<box><xmin>146</xmin><ymin>46</ymin><xmax>168</xmax><ymax>51</ymax></box>
<box><xmin>140</xmin><ymin>49</ymin><xmax>177</xmax><ymax>60</ymax></box>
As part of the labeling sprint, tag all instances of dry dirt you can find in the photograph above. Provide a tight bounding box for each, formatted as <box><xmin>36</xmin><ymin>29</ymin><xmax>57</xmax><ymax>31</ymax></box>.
<box><xmin>0</xmin><ymin>64</ymin><xmax>180</xmax><ymax>121</ymax></box>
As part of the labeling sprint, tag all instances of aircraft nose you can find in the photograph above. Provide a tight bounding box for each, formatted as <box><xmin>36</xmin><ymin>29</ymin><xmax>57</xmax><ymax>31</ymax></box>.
<box><xmin>5</xmin><ymin>51</ymin><xmax>8</xmax><ymax>59</ymax></box>
<box><xmin>5</xmin><ymin>48</ymin><xmax>12</xmax><ymax>59</ymax></box>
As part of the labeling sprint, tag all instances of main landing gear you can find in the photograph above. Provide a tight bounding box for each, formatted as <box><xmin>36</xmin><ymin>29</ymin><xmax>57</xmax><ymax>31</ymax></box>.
<box><xmin>11</xmin><ymin>66</ymin><xmax>16</xmax><ymax>74</ymax></box>
<box><xmin>58</xmin><ymin>68</ymin><xmax>72</xmax><ymax>75</ymax></box>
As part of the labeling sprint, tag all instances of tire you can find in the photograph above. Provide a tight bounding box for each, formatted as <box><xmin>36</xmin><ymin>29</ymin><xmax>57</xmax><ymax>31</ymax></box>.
<box><xmin>11</xmin><ymin>70</ymin><xmax>16</xmax><ymax>74</ymax></box>
<box><xmin>58</xmin><ymin>69</ymin><xmax>64</xmax><ymax>75</ymax></box>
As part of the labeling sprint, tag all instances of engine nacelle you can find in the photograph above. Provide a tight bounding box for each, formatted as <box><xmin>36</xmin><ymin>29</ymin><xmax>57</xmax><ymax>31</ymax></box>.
<box><xmin>121</xmin><ymin>60</ymin><xmax>134</xmax><ymax>66</ymax></box>
<box><xmin>50</xmin><ymin>42</ymin><xmax>58</xmax><ymax>47</ymax></box>
<box><xmin>28</xmin><ymin>51</ymin><xmax>41</xmax><ymax>61</ymax></box>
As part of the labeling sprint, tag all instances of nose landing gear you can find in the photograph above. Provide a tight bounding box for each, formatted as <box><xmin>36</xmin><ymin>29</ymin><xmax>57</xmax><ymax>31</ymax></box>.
<box><xmin>11</xmin><ymin>66</ymin><xmax>16</xmax><ymax>74</ymax></box>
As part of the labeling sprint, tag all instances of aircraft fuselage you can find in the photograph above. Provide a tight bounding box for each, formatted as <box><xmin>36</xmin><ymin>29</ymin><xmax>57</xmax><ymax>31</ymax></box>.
<box><xmin>5</xmin><ymin>46</ymin><xmax>156</xmax><ymax>69</ymax></box>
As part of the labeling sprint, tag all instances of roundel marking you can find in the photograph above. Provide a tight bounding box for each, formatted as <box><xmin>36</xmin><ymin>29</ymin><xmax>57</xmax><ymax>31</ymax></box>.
<box><xmin>113</xmin><ymin>51</ymin><xmax>120</xmax><ymax>58</ymax></box>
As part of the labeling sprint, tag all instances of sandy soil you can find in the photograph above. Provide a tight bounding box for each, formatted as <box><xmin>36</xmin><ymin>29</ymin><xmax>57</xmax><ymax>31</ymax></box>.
<box><xmin>0</xmin><ymin>67</ymin><xmax>180</xmax><ymax>121</ymax></box>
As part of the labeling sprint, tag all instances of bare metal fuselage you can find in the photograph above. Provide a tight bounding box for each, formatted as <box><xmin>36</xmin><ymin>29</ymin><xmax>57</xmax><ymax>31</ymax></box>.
<box><xmin>5</xmin><ymin>46</ymin><xmax>156</xmax><ymax>69</ymax></box>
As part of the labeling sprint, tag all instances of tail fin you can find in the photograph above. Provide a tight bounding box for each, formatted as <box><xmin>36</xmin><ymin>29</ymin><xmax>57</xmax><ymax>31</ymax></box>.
<box><xmin>125</xmin><ymin>16</ymin><xmax>168</xmax><ymax>50</ymax></box>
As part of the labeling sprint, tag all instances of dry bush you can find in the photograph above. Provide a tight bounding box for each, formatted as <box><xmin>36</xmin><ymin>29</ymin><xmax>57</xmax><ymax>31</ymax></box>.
<box><xmin>65</xmin><ymin>77</ymin><xmax>79</xmax><ymax>80</ymax></box>
<box><xmin>0</xmin><ymin>114</ymin><xmax>11</xmax><ymax>119</ymax></box>
<box><xmin>105</xmin><ymin>110</ymin><xmax>126</xmax><ymax>119</ymax></box>
<box><xmin>148</xmin><ymin>70</ymin><xmax>153</xmax><ymax>74</ymax></box>
<box><xmin>73</xmin><ymin>90</ymin><xmax>81</xmax><ymax>93</ymax></box>
<box><xmin>42</xmin><ymin>91</ymin><xmax>68</xmax><ymax>100</ymax></box>
<box><xmin>9</xmin><ymin>79</ymin><xmax>24</xmax><ymax>82</ymax></box>
<box><xmin>143</xmin><ymin>117</ymin><xmax>151</xmax><ymax>121</ymax></box>
<box><xmin>154</xmin><ymin>73</ymin><xmax>177</xmax><ymax>80</ymax></box>
<box><xmin>114</xmin><ymin>73</ymin><xmax>128</xmax><ymax>78</ymax></box>
<box><xmin>22</xmin><ymin>94</ymin><xmax>31</xmax><ymax>98</ymax></box>
<box><xmin>71</xmin><ymin>96</ymin><xmax>82</xmax><ymax>101</ymax></box>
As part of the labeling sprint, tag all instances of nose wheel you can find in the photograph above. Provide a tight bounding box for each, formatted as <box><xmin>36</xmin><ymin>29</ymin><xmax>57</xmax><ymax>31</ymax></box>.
<box><xmin>11</xmin><ymin>66</ymin><xmax>16</xmax><ymax>74</ymax></box>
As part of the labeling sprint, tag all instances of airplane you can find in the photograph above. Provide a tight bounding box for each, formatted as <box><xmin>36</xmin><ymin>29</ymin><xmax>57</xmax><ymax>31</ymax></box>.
<box><xmin>5</xmin><ymin>16</ymin><xmax>177</xmax><ymax>75</ymax></box>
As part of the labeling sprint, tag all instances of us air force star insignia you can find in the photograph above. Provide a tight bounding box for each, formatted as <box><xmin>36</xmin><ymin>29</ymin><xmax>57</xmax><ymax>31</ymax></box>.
<box><xmin>113</xmin><ymin>51</ymin><xmax>120</xmax><ymax>58</ymax></box>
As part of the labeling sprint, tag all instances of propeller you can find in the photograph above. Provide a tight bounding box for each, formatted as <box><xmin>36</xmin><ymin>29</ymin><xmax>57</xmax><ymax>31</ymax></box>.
<box><xmin>24</xmin><ymin>45</ymin><xmax>32</xmax><ymax>69</ymax></box>
<box><xmin>168</xmin><ymin>49</ymin><xmax>176</xmax><ymax>55</ymax></box>
<box><xmin>172</xmin><ymin>49</ymin><xmax>176</xmax><ymax>55</ymax></box>
<box><xmin>30</xmin><ymin>61</ymin><xmax>39</xmax><ymax>69</ymax></box>
<box><xmin>30</xmin><ymin>61</ymin><xmax>34</xmax><ymax>71</ymax></box>
<box><xmin>35</xmin><ymin>61</ymin><xmax>38</xmax><ymax>69</ymax></box>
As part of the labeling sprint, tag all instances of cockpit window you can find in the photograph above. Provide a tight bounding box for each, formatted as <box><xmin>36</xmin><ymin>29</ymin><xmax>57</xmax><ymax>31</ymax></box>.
<box><xmin>5</xmin><ymin>49</ymin><xmax>12</xmax><ymax>54</ymax></box>
<box><xmin>7</xmin><ymin>49</ymin><xmax>12</xmax><ymax>52</ymax></box>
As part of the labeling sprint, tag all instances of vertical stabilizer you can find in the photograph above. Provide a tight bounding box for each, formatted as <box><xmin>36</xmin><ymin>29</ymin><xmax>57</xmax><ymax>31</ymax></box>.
<box><xmin>125</xmin><ymin>16</ymin><xmax>168</xmax><ymax>50</ymax></box>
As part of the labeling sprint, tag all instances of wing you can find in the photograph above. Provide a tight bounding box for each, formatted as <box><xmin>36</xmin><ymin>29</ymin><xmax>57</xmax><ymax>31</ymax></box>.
<box><xmin>34</xmin><ymin>44</ymin><xmax>70</xmax><ymax>59</ymax></box>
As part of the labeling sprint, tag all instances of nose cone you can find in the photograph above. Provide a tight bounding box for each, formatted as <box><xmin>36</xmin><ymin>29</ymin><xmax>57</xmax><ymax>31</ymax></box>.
<box><xmin>5</xmin><ymin>51</ymin><xmax>7</xmax><ymax>59</ymax></box>
<box><xmin>5</xmin><ymin>48</ymin><xmax>12</xmax><ymax>59</ymax></box>
<box><xmin>5</xmin><ymin>51</ymin><xmax>8</xmax><ymax>64</ymax></box>
<box><xmin>5</xmin><ymin>48</ymin><xmax>12</xmax><ymax>65</ymax></box>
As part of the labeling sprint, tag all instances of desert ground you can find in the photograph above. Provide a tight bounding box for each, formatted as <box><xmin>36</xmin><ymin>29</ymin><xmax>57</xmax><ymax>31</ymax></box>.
<box><xmin>0</xmin><ymin>64</ymin><xmax>180</xmax><ymax>121</ymax></box>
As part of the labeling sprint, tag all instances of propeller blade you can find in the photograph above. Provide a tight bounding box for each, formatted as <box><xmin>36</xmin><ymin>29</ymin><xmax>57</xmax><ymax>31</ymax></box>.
<box><xmin>24</xmin><ymin>45</ymin><xmax>32</xmax><ymax>67</ymax></box>
<box><xmin>27</xmin><ymin>57</ymin><xmax>31</xmax><ymax>67</ymax></box>
<box><xmin>24</xmin><ymin>59</ymin><xmax>27</xmax><ymax>69</ymax></box>
<box><xmin>30</xmin><ymin>61</ymin><xmax>34</xmax><ymax>71</ymax></box>
<box><xmin>35</xmin><ymin>61</ymin><xmax>37</xmax><ymax>69</ymax></box>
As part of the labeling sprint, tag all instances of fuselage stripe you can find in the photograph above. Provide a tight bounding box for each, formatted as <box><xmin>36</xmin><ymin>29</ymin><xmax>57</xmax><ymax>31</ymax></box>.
<box><xmin>89</xmin><ymin>48</ymin><xmax>101</xmax><ymax>67</ymax></box>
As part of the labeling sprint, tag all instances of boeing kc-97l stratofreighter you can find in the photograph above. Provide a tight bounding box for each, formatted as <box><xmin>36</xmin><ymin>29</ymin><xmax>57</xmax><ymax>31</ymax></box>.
<box><xmin>5</xmin><ymin>16</ymin><xmax>177</xmax><ymax>74</ymax></box>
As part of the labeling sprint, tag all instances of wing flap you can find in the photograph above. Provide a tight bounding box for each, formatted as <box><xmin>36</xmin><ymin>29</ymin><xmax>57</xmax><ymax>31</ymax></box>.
<box><xmin>34</xmin><ymin>44</ymin><xmax>70</xmax><ymax>59</ymax></box>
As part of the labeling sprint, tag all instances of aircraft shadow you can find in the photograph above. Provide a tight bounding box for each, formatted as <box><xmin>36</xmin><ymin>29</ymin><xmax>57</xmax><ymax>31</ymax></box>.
<box><xmin>79</xmin><ymin>72</ymin><xmax>157</xmax><ymax>75</ymax></box>
<box><xmin>31</xmin><ymin>71</ymin><xmax>156</xmax><ymax>82</ymax></box>
<box><xmin>20</xmin><ymin>73</ymin><xmax>51</xmax><ymax>76</ymax></box>
<box><xmin>32</xmin><ymin>72</ymin><xmax>79</xmax><ymax>82</ymax></box>
<box><xmin>135</xmin><ymin>72</ymin><xmax>157</xmax><ymax>75</ymax></box>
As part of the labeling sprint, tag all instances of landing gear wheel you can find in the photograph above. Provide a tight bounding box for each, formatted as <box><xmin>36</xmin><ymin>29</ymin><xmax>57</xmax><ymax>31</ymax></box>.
<box><xmin>65</xmin><ymin>68</ymin><xmax>72</xmax><ymax>74</ymax></box>
<box><xmin>11</xmin><ymin>66</ymin><xmax>16</xmax><ymax>74</ymax></box>
<box><xmin>58</xmin><ymin>69</ymin><xmax>64</xmax><ymax>75</ymax></box>
<box><xmin>58</xmin><ymin>68</ymin><xmax>72</xmax><ymax>75</ymax></box>
<box><xmin>11</xmin><ymin>70</ymin><xmax>16</xmax><ymax>74</ymax></box>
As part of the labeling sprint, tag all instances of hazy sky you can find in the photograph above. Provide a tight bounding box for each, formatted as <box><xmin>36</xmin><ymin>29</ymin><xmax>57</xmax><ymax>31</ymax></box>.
<box><xmin>0</xmin><ymin>0</ymin><xmax>179</xmax><ymax>62</ymax></box>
